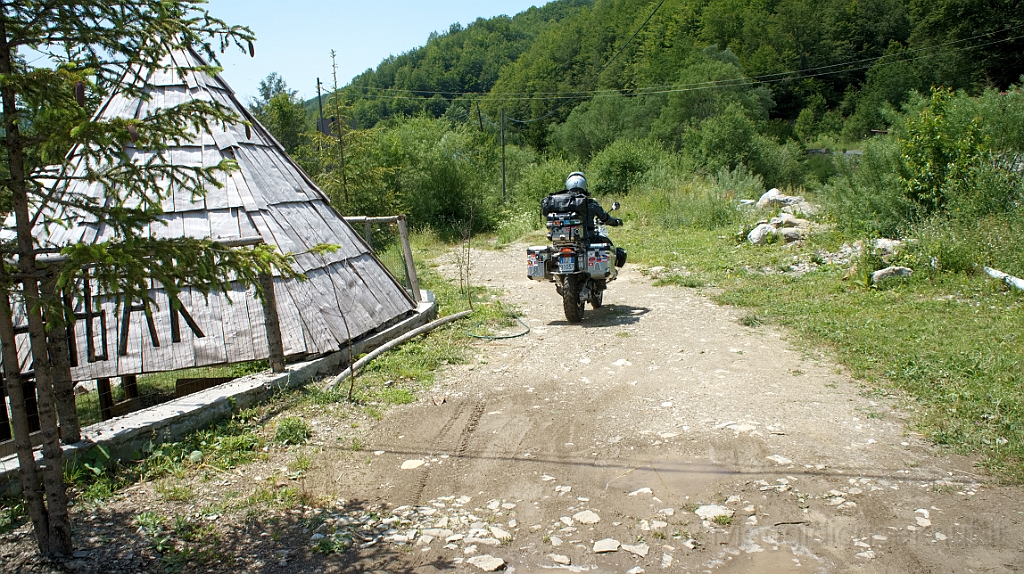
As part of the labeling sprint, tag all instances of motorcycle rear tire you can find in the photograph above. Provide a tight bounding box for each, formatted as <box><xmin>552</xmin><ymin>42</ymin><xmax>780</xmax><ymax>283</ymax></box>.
<box><xmin>590</xmin><ymin>287</ymin><xmax>603</xmax><ymax>308</ymax></box>
<box><xmin>563</xmin><ymin>275</ymin><xmax>585</xmax><ymax>323</ymax></box>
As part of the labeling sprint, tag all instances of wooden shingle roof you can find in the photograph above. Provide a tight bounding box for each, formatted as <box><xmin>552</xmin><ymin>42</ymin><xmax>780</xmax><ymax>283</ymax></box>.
<box><xmin>26</xmin><ymin>47</ymin><xmax>415</xmax><ymax>381</ymax></box>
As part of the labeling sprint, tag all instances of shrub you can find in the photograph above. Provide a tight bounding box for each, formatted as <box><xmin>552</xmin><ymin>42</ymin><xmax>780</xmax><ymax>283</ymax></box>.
<box><xmin>274</xmin><ymin>417</ymin><xmax>311</xmax><ymax>445</ymax></box>
<box><xmin>587</xmin><ymin>139</ymin><xmax>664</xmax><ymax>195</ymax></box>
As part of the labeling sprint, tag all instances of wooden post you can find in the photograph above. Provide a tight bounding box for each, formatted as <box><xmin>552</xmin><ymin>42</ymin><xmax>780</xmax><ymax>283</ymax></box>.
<box><xmin>397</xmin><ymin>216</ymin><xmax>421</xmax><ymax>304</ymax></box>
<box><xmin>0</xmin><ymin>376</ymin><xmax>11</xmax><ymax>442</ymax></box>
<box><xmin>258</xmin><ymin>273</ymin><xmax>286</xmax><ymax>373</ymax></box>
<box><xmin>122</xmin><ymin>374</ymin><xmax>139</xmax><ymax>399</ymax></box>
<box><xmin>364</xmin><ymin>220</ymin><xmax>374</xmax><ymax>252</ymax></box>
<box><xmin>96</xmin><ymin>377</ymin><xmax>113</xmax><ymax>421</ymax></box>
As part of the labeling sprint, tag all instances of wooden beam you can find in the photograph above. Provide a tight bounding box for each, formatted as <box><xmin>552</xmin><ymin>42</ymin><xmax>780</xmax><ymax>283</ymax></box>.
<box><xmin>97</xmin><ymin>378</ymin><xmax>114</xmax><ymax>421</ymax></box>
<box><xmin>258</xmin><ymin>273</ymin><xmax>286</xmax><ymax>373</ymax></box>
<box><xmin>397</xmin><ymin>216</ymin><xmax>421</xmax><ymax>304</ymax></box>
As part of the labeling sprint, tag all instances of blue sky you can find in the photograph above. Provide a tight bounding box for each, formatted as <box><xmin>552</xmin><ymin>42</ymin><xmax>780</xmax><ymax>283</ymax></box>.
<box><xmin>208</xmin><ymin>1</ymin><xmax>543</xmax><ymax>103</ymax></box>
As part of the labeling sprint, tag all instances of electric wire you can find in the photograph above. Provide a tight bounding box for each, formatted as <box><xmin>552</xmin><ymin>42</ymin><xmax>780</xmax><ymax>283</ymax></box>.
<box><xmin>337</xmin><ymin>23</ymin><xmax>1024</xmax><ymax>106</ymax></box>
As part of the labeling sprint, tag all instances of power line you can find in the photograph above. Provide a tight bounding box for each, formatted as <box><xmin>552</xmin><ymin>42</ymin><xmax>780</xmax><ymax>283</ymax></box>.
<box><xmin>336</xmin><ymin>23</ymin><xmax>1024</xmax><ymax>105</ymax></box>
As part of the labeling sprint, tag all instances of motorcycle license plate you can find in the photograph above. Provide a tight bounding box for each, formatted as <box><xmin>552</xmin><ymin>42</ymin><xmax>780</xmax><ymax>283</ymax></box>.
<box><xmin>559</xmin><ymin>255</ymin><xmax>575</xmax><ymax>273</ymax></box>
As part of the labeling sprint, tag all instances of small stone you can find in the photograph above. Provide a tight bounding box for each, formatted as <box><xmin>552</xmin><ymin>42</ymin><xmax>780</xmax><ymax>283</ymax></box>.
<box><xmin>651</xmin><ymin>520</ymin><xmax>668</xmax><ymax>529</ymax></box>
<box><xmin>916</xmin><ymin>517</ymin><xmax>932</xmax><ymax>528</ymax></box>
<box><xmin>767</xmin><ymin>454</ymin><xmax>792</xmax><ymax>465</ymax></box>
<box><xmin>549</xmin><ymin>535</ymin><xmax>563</xmax><ymax>546</ymax></box>
<box><xmin>622</xmin><ymin>543</ymin><xmax>650</xmax><ymax>557</ymax></box>
<box><xmin>742</xmin><ymin>505</ymin><xmax>756</xmax><ymax>514</ymax></box>
<box><xmin>935</xmin><ymin>533</ymin><xmax>947</xmax><ymax>541</ymax></box>
<box><xmin>548</xmin><ymin>554</ymin><xmax>571</xmax><ymax>565</ymax></box>
<box><xmin>629</xmin><ymin>487</ymin><xmax>653</xmax><ymax>496</ymax></box>
<box><xmin>573</xmin><ymin>510</ymin><xmax>600</xmax><ymax>524</ymax></box>
<box><xmin>695</xmin><ymin>505</ymin><xmax>734</xmax><ymax>521</ymax></box>
<box><xmin>560</xmin><ymin>516</ymin><xmax>573</xmax><ymax>526</ymax></box>
<box><xmin>490</xmin><ymin>527</ymin><xmax>512</xmax><ymax>541</ymax></box>
<box><xmin>467</xmin><ymin>554</ymin><xmax>506</xmax><ymax>571</ymax></box>
<box><xmin>627</xmin><ymin>568</ymin><xmax>645</xmax><ymax>574</ymax></box>
<box><xmin>594</xmin><ymin>538</ymin><xmax>620</xmax><ymax>553</ymax></box>
<box><xmin>401</xmin><ymin>459</ymin><xmax>425</xmax><ymax>470</ymax></box>
<box><xmin>659</xmin><ymin>508</ymin><xmax>675</xmax><ymax>517</ymax></box>
<box><xmin>725</xmin><ymin>495</ymin><xmax>742</xmax><ymax>505</ymax></box>
<box><xmin>856</xmin><ymin>550</ymin><xmax>876</xmax><ymax>559</ymax></box>
<box><xmin>661</xmin><ymin>553</ymin><xmax>673</xmax><ymax>568</ymax></box>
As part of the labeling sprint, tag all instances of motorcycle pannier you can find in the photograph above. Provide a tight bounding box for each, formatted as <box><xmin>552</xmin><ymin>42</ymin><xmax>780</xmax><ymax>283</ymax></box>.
<box><xmin>526</xmin><ymin>245</ymin><xmax>552</xmax><ymax>280</ymax></box>
<box><xmin>587</xmin><ymin>244</ymin><xmax>611</xmax><ymax>277</ymax></box>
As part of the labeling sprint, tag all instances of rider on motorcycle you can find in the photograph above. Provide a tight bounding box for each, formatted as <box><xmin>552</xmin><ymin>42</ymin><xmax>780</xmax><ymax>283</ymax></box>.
<box><xmin>551</xmin><ymin>172</ymin><xmax>623</xmax><ymax>245</ymax></box>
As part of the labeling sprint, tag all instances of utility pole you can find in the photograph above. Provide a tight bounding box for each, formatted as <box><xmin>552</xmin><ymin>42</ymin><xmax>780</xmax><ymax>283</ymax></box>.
<box><xmin>500</xmin><ymin>108</ymin><xmax>506</xmax><ymax>202</ymax></box>
<box><xmin>476</xmin><ymin>100</ymin><xmax>484</xmax><ymax>132</ymax></box>
<box><xmin>316</xmin><ymin>78</ymin><xmax>326</xmax><ymax>135</ymax></box>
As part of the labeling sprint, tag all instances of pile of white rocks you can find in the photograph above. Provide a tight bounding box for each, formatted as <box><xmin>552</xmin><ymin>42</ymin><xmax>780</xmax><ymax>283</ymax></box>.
<box><xmin>747</xmin><ymin>213</ymin><xmax>812</xmax><ymax>245</ymax></box>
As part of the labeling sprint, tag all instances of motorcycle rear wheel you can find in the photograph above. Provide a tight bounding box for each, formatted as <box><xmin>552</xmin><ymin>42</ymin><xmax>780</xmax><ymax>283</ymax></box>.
<box><xmin>590</xmin><ymin>288</ymin><xmax>603</xmax><ymax>308</ymax></box>
<box><xmin>562</xmin><ymin>275</ymin><xmax>585</xmax><ymax>323</ymax></box>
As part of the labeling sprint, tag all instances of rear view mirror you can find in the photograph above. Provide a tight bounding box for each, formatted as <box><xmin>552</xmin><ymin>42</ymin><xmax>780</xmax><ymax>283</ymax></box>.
<box><xmin>611</xmin><ymin>201</ymin><xmax>620</xmax><ymax>211</ymax></box>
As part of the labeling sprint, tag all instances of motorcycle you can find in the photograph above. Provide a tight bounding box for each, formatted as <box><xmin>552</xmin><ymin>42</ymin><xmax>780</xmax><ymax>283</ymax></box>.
<box><xmin>526</xmin><ymin>201</ymin><xmax>625</xmax><ymax>323</ymax></box>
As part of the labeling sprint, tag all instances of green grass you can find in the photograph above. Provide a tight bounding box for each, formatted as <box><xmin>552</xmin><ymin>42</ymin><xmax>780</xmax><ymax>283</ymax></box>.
<box><xmin>616</xmin><ymin>220</ymin><xmax>1024</xmax><ymax>481</ymax></box>
<box><xmin>274</xmin><ymin>416</ymin><xmax>311</xmax><ymax>445</ymax></box>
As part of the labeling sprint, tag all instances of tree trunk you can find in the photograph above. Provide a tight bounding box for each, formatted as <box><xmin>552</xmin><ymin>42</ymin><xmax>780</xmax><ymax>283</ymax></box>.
<box><xmin>41</xmin><ymin>277</ymin><xmax>80</xmax><ymax>444</ymax></box>
<box><xmin>0</xmin><ymin>292</ymin><xmax>49</xmax><ymax>555</ymax></box>
<box><xmin>0</xmin><ymin>19</ymin><xmax>73</xmax><ymax>557</ymax></box>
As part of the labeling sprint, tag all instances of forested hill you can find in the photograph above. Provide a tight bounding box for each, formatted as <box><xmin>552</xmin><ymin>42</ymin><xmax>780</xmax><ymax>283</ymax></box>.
<box><xmin>340</xmin><ymin>0</ymin><xmax>595</xmax><ymax>128</ymax></box>
<box><xmin>335</xmin><ymin>0</ymin><xmax>1022</xmax><ymax>147</ymax></box>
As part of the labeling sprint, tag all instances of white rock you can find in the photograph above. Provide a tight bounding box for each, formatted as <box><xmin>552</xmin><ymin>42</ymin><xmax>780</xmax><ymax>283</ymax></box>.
<box><xmin>767</xmin><ymin>454</ymin><xmax>792</xmax><ymax>465</ymax></box>
<box><xmin>915</xmin><ymin>508</ymin><xmax>930</xmax><ymax>519</ymax></box>
<box><xmin>467</xmin><ymin>554</ymin><xmax>505</xmax><ymax>572</ymax></box>
<box><xmin>489</xmin><ymin>527</ymin><xmax>512</xmax><ymax>541</ymax></box>
<box><xmin>487</xmin><ymin>500</ymin><xmax>501</xmax><ymax>510</ymax></box>
<box><xmin>548</xmin><ymin>554</ymin><xmax>571</xmax><ymax>565</ymax></box>
<box><xmin>622</xmin><ymin>543</ymin><xmax>650</xmax><ymax>557</ymax></box>
<box><xmin>661</xmin><ymin>553</ymin><xmax>673</xmax><ymax>568</ymax></box>
<box><xmin>916</xmin><ymin>517</ymin><xmax>932</xmax><ymax>528</ymax></box>
<box><xmin>746</xmin><ymin>516</ymin><xmax>758</xmax><ymax>525</ymax></box>
<box><xmin>456</xmin><ymin>496</ymin><xmax>472</xmax><ymax>505</ymax></box>
<box><xmin>747</xmin><ymin>223</ymin><xmax>778</xmax><ymax>245</ymax></box>
<box><xmin>856</xmin><ymin>551</ymin><xmax>876</xmax><ymax>559</ymax></box>
<box><xmin>593</xmin><ymin>538</ymin><xmax>620</xmax><ymax>553</ymax></box>
<box><xmin>639</xmin><ymin>519</ymin><xmax>651</xmax><ymax>531</ymax></box>
<box><xmin>742</xmin><ymin>505</ymin><xmax>756</xmax><ymax>514</ymax></box>
<box><xmin>695</xmin><ymin>505</ymin><xmax>734</xmax><ymax>521</ymax></box>
<box><xmin>651</xmin><ymin>520</ymin><xmax>668</xmax><ymax>529</ymax></box>
<box><xmin>629</xmin><ymin>487</ymin><xmax>653</xmax><ymax>496</ymax></box>
<box><xmin>659</xmin><ymin>508</ymin><xmax>675</xmax><ymax>517</ymax></box>
<box><xmin>401</xmin><ymin>459</ymin><xmax>425</xmax><ymax>470</ymax></box>
<box><xmin>573</xmin><ymin>510</ymin><xmax>600</xmax><ymax>524</ymax></box>
<box><xmin>418</xmin><ymin>535</ymin><xmax>434</xmax><ymax>546</ymax></box>
<box><xmin>725</xmin><ymin>495</ymin><xmax>742</xmax><ymax>505</ymax></box>
<box><xmin>683</xmin><ymin>539</ymin><xmax>698</xmax><ymax>550</ymax></box>
<box><xmin>627</xmin><ymin>568</ymin><xmax>645</xmax><ymax>574</ymax></box>
<box><xmin>613</xmin><ymin>359</ymin><xmax>632</xmax><ymax>367</ymax></box>
<box><xmin>549</xmin><ymin>535</ymin><xmax>563</xmax><ymax>546</ymax></box>
<box><xmin>871</xmin><ymin>266</ymin><xmax>913</xmax><ymax>284</ymax></box>
<box><xmin>935</xmin><ymin>532</ymin><xmax>947</xmax><ymax>541</ymax></box>
<box><xmin>560</xmin><ymin>516</ymin><xmax>573</xmax><ymax>526</ymax></box>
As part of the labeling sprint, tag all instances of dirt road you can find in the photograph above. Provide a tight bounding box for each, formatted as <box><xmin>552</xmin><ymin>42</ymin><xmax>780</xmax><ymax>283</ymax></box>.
<box><xmin>302</xmin><ymin>243</ymin><xmax>1023</xmax><ymax>573</ymax></box>
<box><xmin>5</xmin><ymin>243</ymin><xmax>1021</xmax><ymax>574</ymax></box>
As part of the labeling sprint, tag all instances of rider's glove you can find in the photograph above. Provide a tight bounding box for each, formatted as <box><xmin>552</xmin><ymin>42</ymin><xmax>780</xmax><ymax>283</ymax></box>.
<box><xmin>609</xmin><ymin>217</ymin><xmax>623</xmax><ymax>227</ymax></box>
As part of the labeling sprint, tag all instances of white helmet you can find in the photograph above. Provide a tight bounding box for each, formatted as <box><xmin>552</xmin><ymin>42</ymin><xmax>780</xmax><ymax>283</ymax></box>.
<box><xmin>565</xmin><ymin>171</ymin><xmax>588</xmax><ymax>193</ymax></box>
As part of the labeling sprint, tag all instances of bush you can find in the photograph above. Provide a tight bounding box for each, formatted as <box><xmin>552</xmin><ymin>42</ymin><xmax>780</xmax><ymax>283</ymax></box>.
<box><xmin>274</xmin><ymin>417</ymin><xmax>311</xmax><ymax>445</ymax></box>
<box><xmin>629</xmin><ymin>177</ymin><xmax>742</xmax><ymax>231</ymax></box>
<box><xmin>819</xmin><ymin>136</ymin><xmax>919</xmax><ymax>237</ymax></box>
<box><xmin>901</xmin><ymin>211</ymin><xmax>1024</xmax><ymax>277</ymax></box>
<box><xmin>587</xmin><ymin>138</ymin><xmax>667</xmax><ymax>195</ymax></box>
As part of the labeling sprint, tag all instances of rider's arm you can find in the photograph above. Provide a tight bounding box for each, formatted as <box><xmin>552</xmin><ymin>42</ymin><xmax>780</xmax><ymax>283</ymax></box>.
<box><xmin>588</xmin><ymin>199</ymin><xmax>622</xmax><ymax>226</ymax></box>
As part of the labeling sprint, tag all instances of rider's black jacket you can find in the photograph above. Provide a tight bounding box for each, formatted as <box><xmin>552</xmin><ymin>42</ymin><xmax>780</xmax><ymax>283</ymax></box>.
<box><xmin>541</xmin><ymin>190</ymin><xmax>620</xmax><ymax>242</ymax></box>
